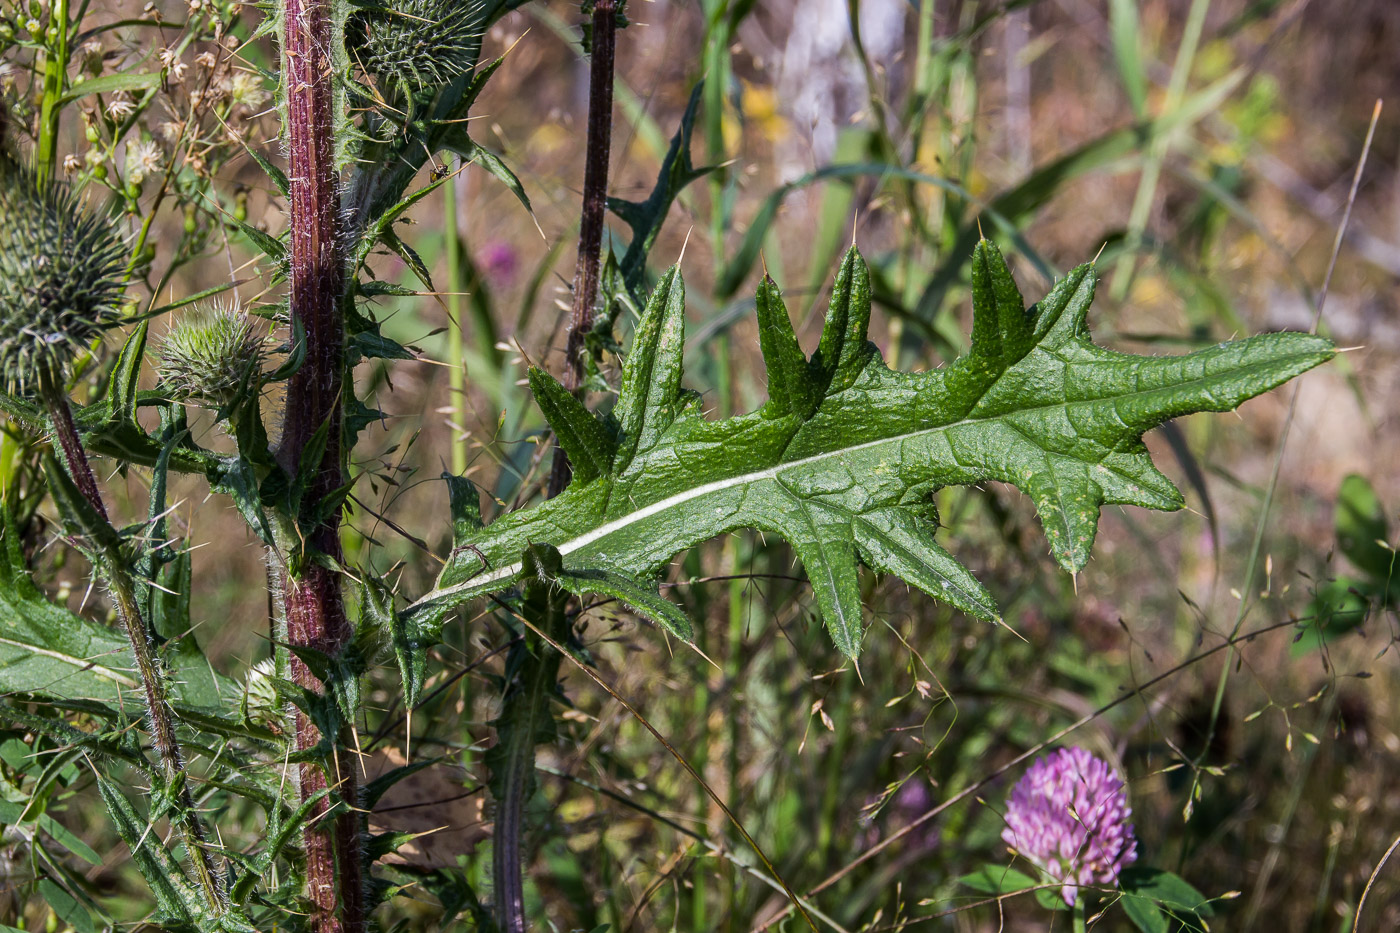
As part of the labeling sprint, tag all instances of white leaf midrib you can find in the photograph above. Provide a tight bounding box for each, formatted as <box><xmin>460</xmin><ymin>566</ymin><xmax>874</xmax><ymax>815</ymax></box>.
<box><xmin>410</xmin><ymin>343</ymin><xmax>1312</xmax><ymax>611</ymax></box>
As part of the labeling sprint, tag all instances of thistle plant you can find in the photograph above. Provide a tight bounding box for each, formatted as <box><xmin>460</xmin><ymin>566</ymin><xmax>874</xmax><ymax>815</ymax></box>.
<box><xmin>350</xmin><ymin>0</ymin><xmax>482</xmax><ymax>93</ymax></box>
<box><xmin>0</xmin><ymin>0</ymin><xmax>1362</xmax><ymax>930</ymax></box>
<box><xmin>0</xmin><ymin>168</ymin><xmax>126</xmax><ymax>395</ymax></box>
<box><xmin>0</xmin><ymin>160</ymin><xmax>227</xmax><ymax>914</ymax></box>
<box><xmin>155</xmin><ymin>303</ymin><xmax>265</xmax><ymax>409</ymax></box>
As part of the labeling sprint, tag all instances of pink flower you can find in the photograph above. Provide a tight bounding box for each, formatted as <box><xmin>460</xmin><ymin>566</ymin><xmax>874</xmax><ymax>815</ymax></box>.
<box><xmin>1001</xmin><ymin>746</ymin><xmax>1138</xmax><ymax>906</ymax></box>
<box><xmin>477</xmin><ymin>240</ymin><xmax>518</xmax><ymax>289</ymax></box>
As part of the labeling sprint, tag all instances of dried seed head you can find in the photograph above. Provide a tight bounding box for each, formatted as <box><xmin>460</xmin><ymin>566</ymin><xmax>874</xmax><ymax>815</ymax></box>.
<box><xmin>351</xmin><ymin>0</ymin><xmax>482</xmax><ymax>93</ymax></box>
<box><xmin>0</xmin><ymin>168</ymin><xmax>128</xmax><ymax>394</ymax></box>
<box><xmin>155</xmin><ymin>303</ymin><xmax>264</xmax><ymax>408</ymax></box>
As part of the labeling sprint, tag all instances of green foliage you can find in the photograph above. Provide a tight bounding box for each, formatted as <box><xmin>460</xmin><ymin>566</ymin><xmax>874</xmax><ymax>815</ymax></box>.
<box><xmin>0</xmin><ymin>0</ymin><xmax>1362</xmax><ymax>927</ymax></box>
<box><xmin>1117</xmin><ymin>868</ymin><xmax>1213</xmax><ymax>932</ymax></box>
<box><xmin>0</xmin><ymin>508</ymin><xmax>141</xmax><ymax>701</ymax></box>
<box><xmin>396</xmin><ymin>239</ymin><xmax>1331</xmax><ymax>697</ymax></box>
<box><xmin>1294</xmin><ymin>473</ymin><xmax>1397</xmax><ymax>653</ymax></box>
<box><xmin>0</xmin><ymin>167</ymin><xmax>127</xmax><ymax>392</ymax></box>
<box><xmin>607</xmin><ymin>82</ymin><xmax>717</xmax><ymax>293</ymax></box>
<box><xmin>0</xmin><ymin>507</ymin><xmax>219</xmax><ymax>709</ymax></box>
<box><xmin>959</xmin><ymin>864</ymin><xmax>1067</xmax><ymax>911</ymax></box>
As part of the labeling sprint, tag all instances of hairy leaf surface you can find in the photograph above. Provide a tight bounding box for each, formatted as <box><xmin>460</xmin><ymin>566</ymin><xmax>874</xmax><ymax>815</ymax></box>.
<box><xmin>396</xmin><ymin>240</ymin><xmax>1331</xmax><ymax>699</ymax></box>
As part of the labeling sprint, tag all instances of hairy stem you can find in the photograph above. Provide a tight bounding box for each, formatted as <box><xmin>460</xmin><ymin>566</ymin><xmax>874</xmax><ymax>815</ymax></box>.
<box><xmin>498</xmin><ymin>3</ymin><xmax>617</xmax><ymax>923</ymax></box>
<box><xmin>548</xmin><ymin>0</ymin><xmax>616</xmax><ymax>496</ymax></box>
<box><xmin>489</xmin><ymin>585</ymin><xmax>569</xmax><ymax>933</ymax></box>
<box><xmin>38</xmin><ymin>369</ymin><xmax>225</xmax><ymax>912</ymax></box>
<box><xmin>279</xmin><ymin>0</ymin><xmax>363</xmax><ymax>929</ymax></box>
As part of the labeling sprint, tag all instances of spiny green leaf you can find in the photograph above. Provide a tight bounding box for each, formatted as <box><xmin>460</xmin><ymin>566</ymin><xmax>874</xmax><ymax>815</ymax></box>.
<box><xmin>443</xmin><ymin>135</ymin><xmax>533</xmax><ymax>218</ymax></box>
<box><xmin>106</xmin><ymin>321</ymin><xmax>148</xmax><ymax>428</ymax></box>
<box><xmin>444</xmin><ymin>471</ymin><xmax>484</xmax><ymax>540</ymax></box>
<box><xmin>608</xmin><ymin>81</ymin><xmax>717</xmax><ymax>291</ymax></box>
<box><xmin>614</xmin><ymin>266</ymin><xmax>687</xmax><ymax>469</ymax></box>
<box><xmin>528</xmin><ymin>367</ymin><xmax>615</xmax><ymax>484</ymax></box>
<box><xmin>811</xmin><ymin>246</ymin><xmax>873</xmax><ymax>397</ymax></box>
<box><xmin>853</xmin><ymin>508</ymin><xmax>998</xmax><ymax>623</ymax></box>
<box><xmin>755</xmin><ymin>276</ymin><xmax>816</xmax><ymax>418</ymax></box>
<box><xmin>399</xmin><ymin>239</ymin><xmax>1332</xmax><ymax>685</ymax></box>
<box><xmin>551</xmin><ymin>566</ymin><xmax>692</xmax><ymax>642</ymax></box>
<box><xmin>95</xmin><ymin>774</ymin><xmax>205</xmax><ymax>924</ymax></box>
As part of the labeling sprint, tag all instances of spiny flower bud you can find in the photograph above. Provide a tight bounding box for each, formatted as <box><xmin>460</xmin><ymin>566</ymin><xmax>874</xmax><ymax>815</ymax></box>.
<box><xmin>240</xmin><ymin>657</ymin><xmax>280</xmax><ymax>728</ymax></box>
<box><xmin>0</xmin><ymin>168</ymin><xmax>128</xmax><ymax>394</ymax></box>
<box><xmin>350</xmin><ymin>0</ymin><xmax>481</xmax><ymax>93</ymax></box>
<box><xmin>1001</xmin><ymin>746</ymin><xmax>1138</xmax><ymax>906</ymax></box>
<box><xmin>155</xmin><ymin>303</ymin><xmax>264</xmax><ymax>408</ymax></box>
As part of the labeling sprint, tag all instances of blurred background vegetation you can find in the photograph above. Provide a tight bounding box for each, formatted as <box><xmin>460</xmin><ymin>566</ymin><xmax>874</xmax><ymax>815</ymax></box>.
<box><xmin>4</xmin><ymin>0</ymin><xmax>1399</xmax><ymax>929</ymax></box>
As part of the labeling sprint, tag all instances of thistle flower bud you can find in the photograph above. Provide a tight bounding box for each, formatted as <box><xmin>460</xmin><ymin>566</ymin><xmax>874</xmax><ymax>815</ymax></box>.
<box><xmin>350</xmin><ymin>0</ymin><xmax>481</xmax><ymax>93</ymax></box>
<box><xmin>240</xmin><ymin>657</ymin><xmax>280</xmax><ymax>727</ymax></box>
<box><xmin>155</xmin><ymin>303</ymin><xmax>264</xmax><ymax>408</ymax></box>
<box><xmin>1001</xmin><ymin>746</ymin><xmax>1138</xmax><ymax>906</ymax></box>
<box><xmin>0</xmin><ymin>168</ymin><xmax>128</xmax><ymax>394</ymax></box>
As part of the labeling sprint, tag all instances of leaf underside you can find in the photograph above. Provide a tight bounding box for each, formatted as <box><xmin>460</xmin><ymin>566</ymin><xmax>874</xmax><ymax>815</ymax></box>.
<box><xmin>397</xmin><ymin>238</ymin><xmax>1332</xmax><ymax>698</ymax></box>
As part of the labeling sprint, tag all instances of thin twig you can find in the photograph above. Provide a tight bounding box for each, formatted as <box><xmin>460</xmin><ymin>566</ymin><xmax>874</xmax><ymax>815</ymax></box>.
<box><xmin>1354</xmin><ymin>832</ymin><xmax>1400</xmax><ymax>929</ymax></box>
<box><xmin>1192</xmin><ymin>98</ymin><xmax>1382</xmax><ymax>824</ymax></box>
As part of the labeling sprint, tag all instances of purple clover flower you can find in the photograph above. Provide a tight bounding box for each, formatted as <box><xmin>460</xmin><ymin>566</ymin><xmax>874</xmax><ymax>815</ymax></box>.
<box><xmin>1001</xmin><ymin>746</ymin><xmax>1138</xmax><ymax>906</ymax></box>
<box><xmin>477</xmin><ymin>240</ymin><xmax>519</xmax><ymax>289</ymax></box>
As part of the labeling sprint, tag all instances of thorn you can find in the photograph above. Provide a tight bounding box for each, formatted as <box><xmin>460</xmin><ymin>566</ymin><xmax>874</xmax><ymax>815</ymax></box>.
<box><xmin>851</xmin><ymin>210</ymin><xmax>859</xmax><ymax>248</ymax></box>
<box><xmin>691</xmin><ymin>641</ymin><xmax>720</xmax><ymax>672</ymax></box>
<box><xmin>1093</xmin><ymin>241</ymin><xmax>1108</xmax><ymax>264</ymax></box>
<box><xmin>999</xmin><ymin>616</ymin><xmax>1028</xmax><ymax>643</ymax></box>
<box><xmin>405</xmin><ymin>706</ymin><xmax>412</xmax><ymax>761</ymax></box>
<box><xmin>1071</xmin><ymin>572</ymin><xmax>1079</xmax><ymax>596</ymax></box>
<box><xmin>678</xmin><ymin>225</ymin><xmax>694</xmax><ymax>266</ymax></box>
<box><xmin>975</xmin><ymin>215</ymin><xmax>984</xmax><ymax>240</ymax></box>
<box><xmin>760</xmin><ymin>250</ymin><xmax>768</xmax><ymax>280</ymax></box>
<box><xmin>512</xmin><ymin>332</ymin><xmax>537</xmax><ymax>364</ymax></box>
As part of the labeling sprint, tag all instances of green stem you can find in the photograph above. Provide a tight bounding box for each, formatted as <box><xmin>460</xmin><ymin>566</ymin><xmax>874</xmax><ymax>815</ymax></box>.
<box><xmin>35</xmin><ymin>0</ymin><xmax>69</xmax><ymax>184</ymax></box>
<box><xmin>445</xmin><ymin>167</ymin><xmax>467</xmax><ymax>475</ymax></box>
<box><xmin>1109</xmin><ymin>0</ymin><xmax>1213</xmax><ymax>300</ymax></box>
<box><xmin>39</xmin><ymin>369</ymin><xmax>225</xmax><ymax>913</ymax></box>
<box><xmin>488</xmin><ymin>576</ymin><xmax>570</xmax><ymax>933</ymax></box>
<box><xmin>1072</xmin><ymin>898</ymin><xmax>1087</xmax><ymax>933</ymax></box>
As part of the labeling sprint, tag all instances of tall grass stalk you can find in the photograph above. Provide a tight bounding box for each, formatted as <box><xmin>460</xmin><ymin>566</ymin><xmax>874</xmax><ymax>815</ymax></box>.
<box><xmin>446</xmin><ymin>166</ymin><xmax>468</xmax><ymax>475</ymax></box>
